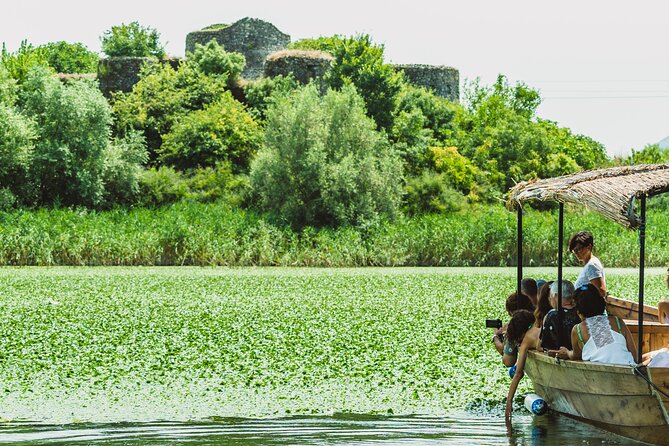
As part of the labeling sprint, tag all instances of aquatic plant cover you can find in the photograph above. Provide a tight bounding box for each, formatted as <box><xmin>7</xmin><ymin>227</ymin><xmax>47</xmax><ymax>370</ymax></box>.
<box><xmin>508</xmin><ymin>164</ymin><xmax>669</xmax><ymax>229</ymax></box>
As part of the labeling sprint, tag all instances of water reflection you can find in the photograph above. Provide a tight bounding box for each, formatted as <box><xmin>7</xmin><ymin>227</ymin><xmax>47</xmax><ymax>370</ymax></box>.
<box><xmin>0</xmin><ymin>412</ymin><xmax>641</xmax><ymax>445</ymax></box>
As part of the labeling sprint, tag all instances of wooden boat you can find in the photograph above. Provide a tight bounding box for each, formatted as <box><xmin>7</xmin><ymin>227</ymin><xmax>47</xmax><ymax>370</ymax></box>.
<box><xmin>607</xmin><ymin>295</ymin><xmax>659</xmax><ymax>322</ymax></box>
<box><xmin>508</xmin><ymin>164</ymin><xmax>669</xmax><ymax>445</ymax></box>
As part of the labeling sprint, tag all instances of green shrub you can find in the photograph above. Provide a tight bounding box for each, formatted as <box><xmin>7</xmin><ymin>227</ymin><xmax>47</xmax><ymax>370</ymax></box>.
<box><xmin>395</xmin><ymin>84</ymin><xmax>457</xmax><ymax>142</ymax></box>
<box><xmin>37</xmin><ymin>41</ymin><xmax>99</xmax><ymax>73</ymax></box>
<box><xmin>138</xmin><ymin>166</ymin><xmax>189</xmax><ymax>207</ymax></box>
<box><xmin>289</xmin><ymin>36</ymin><xmax>343</xmax><ymax>53</ymax></box>
<box><xmin>101</xmin><ymin>130</ymin><xmax>149</xmax><ymax>206</ymax></box>
<box><xmin>201</xmin><ymin>23</ymin><xmax>229</xmax><ymax>31</ymax></box>
<box><xmin>242</xmin><ymin>74</ymin><xmax>299</xmax><ymax>121</ymax></box>
<box><xmin>628</xmin><ymin>144</ymin><xmax>669</xmax><ymax>164</ymax></box>
<box><xmin>1</xmin><ymin>41</ymin><xmax>52</xmax><ymax>83</ymax></box>
<box><xmin>187</xmin><ymin>40</ymin><xmax>245</xmax><ymax>83</ymax></box>
<box><xmin>137</xmin><ymin>164</ymin><xmax>247</xmax><ymax>207</ymax></box>
<box><xmin>0</xmin><ymin>104</ymin><xmax>35</xmax><ymax>203</ymax></box>
<box><xmin>159</xmin><ymin>92</ymin><xmax>262</xmax><ymax>172</ymax></box>
<box><xmin>250</xmin><ymin>84</ymin><xmax>403</xmax><ymax>229</ymax></box>
<box><xmin>19</xmin><ymin>67</ymin><xmax>110</xmax><ymax>206</ymax></box>
<box><xmin>403</xmin><ymin>171</ymin><xmax>466</xmax><ymax>215</ymax></box>
<box><xmin>112</xmin><ymin>61</ymin><xmax>228</xmax><ymax>160</ymax></box>
<box><xmin>184</xmin><ymin>163</ymin><xmax>249</xmax><ymax>205</ymax></box>
<box><xmin>0</xmin><ymin>65</ymin><xmax>17</xmax><ymax>105</ymax></box>
<box><xmin>17</xmin><ymin>67</ymin><xmax>143</xmax><ymax>207</ymax></box>
<box><xmin>430</xmin><ymin>146</ymin><xmax>484</xmax><ymax>198</ymax></box>
<box><xmin>100</xmin><ymin>21</ymin><xmax>165</xmax><ymax>58</ymax></box>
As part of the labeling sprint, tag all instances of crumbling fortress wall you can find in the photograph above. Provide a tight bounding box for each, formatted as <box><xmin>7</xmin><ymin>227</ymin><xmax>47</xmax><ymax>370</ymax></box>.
<box><xmin>185</xmin><ymin>17</ymin><xmax>290</xmax><ymax>80</ymax></box>
<box><xmin>97</xmin><ymin>57</ymin><xmax>179</xmax><ymax>97</ymax></box>
<box><xmin>100</xmin><ymin>18</ymin><xmax>460</xmax><ymax>102</ymax></box>
<box><xmin>264</xmin><ymin>50</ymin><xmax>333</xmax><ymax>85</ymax></box>
<box><xmin>394</xmin><ymin>64</ymin><xmax>459</xmax><ymax>101</ymax></box>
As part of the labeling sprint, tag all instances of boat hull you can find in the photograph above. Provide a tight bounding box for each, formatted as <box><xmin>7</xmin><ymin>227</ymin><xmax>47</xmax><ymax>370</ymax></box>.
<box><xmin>607</xmin><ymin>295</ymin><xmax>659</xmax><ymax>323</ymax></box>
<box><xmin>525</xmin><ymin>351</ymin><xmax>669</xmax><ymax>445</ymax></box>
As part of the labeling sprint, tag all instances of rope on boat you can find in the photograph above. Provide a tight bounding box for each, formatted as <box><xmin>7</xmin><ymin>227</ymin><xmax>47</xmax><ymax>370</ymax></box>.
<box><xmin>632</xmin><ymin>365</ymin><xmax>669</xmax><ymax>399</ymax></box>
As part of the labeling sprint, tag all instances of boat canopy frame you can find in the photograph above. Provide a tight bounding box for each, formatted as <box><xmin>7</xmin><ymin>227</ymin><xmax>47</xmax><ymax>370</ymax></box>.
<box><xmin>507</xmin><ymin>163</ymin><xmax>669</xmax><ymax>362</ymax></box>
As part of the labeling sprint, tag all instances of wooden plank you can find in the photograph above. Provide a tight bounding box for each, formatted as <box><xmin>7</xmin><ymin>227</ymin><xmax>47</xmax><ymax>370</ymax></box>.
<box><xmin>627</xmin><ymin>322</ymin><xmax>669</xmax><ymax>354</ymax></box>
<box><xmin>648</xmin><ymin>368</ymin><xmax>669</xmax><ymax>403</ymax></box>
<box><xmin>607</xmin><ymin>295</ymin><xmax>659</xmax><ymax>322</ymax></box>
<box><xmin>525</xmin><ymin>352</ymin><xmax>650</xmax><ymax>395</ymax></box>
<box><xmin>533</xmin><ymin>383</ymin><xmax>666</xmax><ymax>427</ymax></box>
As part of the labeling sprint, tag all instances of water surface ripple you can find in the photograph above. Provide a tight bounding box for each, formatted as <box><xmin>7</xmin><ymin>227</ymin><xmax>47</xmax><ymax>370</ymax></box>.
<box><xmin>0</xmin><ymin>412</ymin><xmax>640</xmax><ymax>445</ymax></box>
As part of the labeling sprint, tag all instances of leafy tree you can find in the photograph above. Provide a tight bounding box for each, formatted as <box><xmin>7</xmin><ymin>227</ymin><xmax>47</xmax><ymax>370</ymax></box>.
<box><xmin>403</xmin><ymin>171</ymin><xmax>466</xmax><ymax>215</ymax></box>
<box><xmin>250</xmin><ymin>84</ymin><xmax>403</xmax><ymax>229</ymax></box>
<box><xmin>101</xmin><ymin>130</ymin><xmax>148</xmax><ymax>206</ymax></box>
<box><xmin>0</xmin><ymin>64</ymin><xmax>17</xmax><ymax>105</ymax></box>
<box><xmin>292</xmin><ymin>34</ymin><xmax>404</xmax><ymax>131</ymax></box>
<box><xmin>391</xmin><ymin>84</ymin><xmax>458</xmax><ymax>173</ymax></box>
<box><xmin>19</xmin><ymin>67</ymin><xmax>111</xmax><ymax>206</ymax></box>
<box><xmin>16</xmin><ymin>67</ymin><xmax>146</xmax><ymax>207</ymax></box>
<box><xmin>430</xmin><ymin>146</ymin><xmax>483</xmax><ymax>198</ymax></box>
<box><xmin>100</xmin><ymin>21</ymin><xmax>165</xmax><ymax>58</ymax></box>
<box><xmin>1</xmin><ymin>41</ymin><xmax>52</xmax><ymax>83</ymax></box>
<box><xmin>159</xmin><ymin>92</ymin><xmax>262</xmax><ymax>172</ymax></box>
<box><xmin>444</xmin><ymin>75</ymin><xmax>608</xmax><ymax>195</ymax></box>
<box><xmin>112</xmin><ymin>61</ymin><xmax>228</xmax><ymax>160</ymax></box>
<box><xmin>0</xmin><ymin>104</ymin><xmax>35</xmax><ymax>204</ymax></box>
<box><xmin>628</xmin><ymin>144</ymin><xmax>669</xmax><ymax>164</ymax></box>
<box><xmin>187</xmin><ymin>40</ymin><xmax>245</xmax><ymax>83</ymax></box>
<box><xmin>242</xmin><ymin>74</ymin><xmax>299</xmax><ymax>121</ymax></box>
<box><xmin>37</xmin><ymin>41</ymin><xmax>99</xmax><ymax>73</ymax></box>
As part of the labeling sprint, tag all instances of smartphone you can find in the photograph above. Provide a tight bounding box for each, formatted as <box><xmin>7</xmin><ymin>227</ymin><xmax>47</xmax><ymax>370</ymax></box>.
<box><xmin>485</xmin><ymin>319</ymin><xmax>503</xmax><ymax>329</ymax></box>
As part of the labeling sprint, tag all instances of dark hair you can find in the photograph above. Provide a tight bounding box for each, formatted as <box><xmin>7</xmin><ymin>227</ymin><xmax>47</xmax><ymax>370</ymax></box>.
<box><xmin>569</xmin><ymin>231</ymin><xmax>594</xmax><ymax>252</ymax></box>
<box><xmin>506</xmin><ymin>309</ymin><xmax>535</xmax><ymax>347</ymax></box>
<box><xmin>506</xmin><ymin>291</ymin><xmax>534</xmax><ymax>315</ymax></box>
<box><xmin>665</xmin><ymin>267</ymin><xmax>669</xmax><ymax>289</ymax></box>
<box><xmin>521</xmin><ymin>278</ymin><xmax>538</xmax><ymax>297</ymax></box>
<box><xmin>534</xmin><ymin>281</ymin><xmax>553</xmax><ymax>326</ymax></box>
<box><xmin>574</xmin><ymin>283</ymin><xmax>606</xmax><ymax>317</ymax></box>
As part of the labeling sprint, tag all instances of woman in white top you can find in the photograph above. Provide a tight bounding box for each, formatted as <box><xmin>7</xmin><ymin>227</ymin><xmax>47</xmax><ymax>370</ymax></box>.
<box><xmin>553</xmin><ymin>284</ymin><xmax>637</xmax><ymax>365</ymax></box>
<box><xmin>569</xmin><ymin>231</ymin><xmax>607</xmax><ymax>297</ymax></box>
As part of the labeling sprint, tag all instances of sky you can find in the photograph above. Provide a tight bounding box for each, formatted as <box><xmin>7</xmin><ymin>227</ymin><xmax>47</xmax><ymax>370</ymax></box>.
<box><xmin>2</xmin><ymin>0</ymin><xmax>668</xmax><ymax>157</ymax></box>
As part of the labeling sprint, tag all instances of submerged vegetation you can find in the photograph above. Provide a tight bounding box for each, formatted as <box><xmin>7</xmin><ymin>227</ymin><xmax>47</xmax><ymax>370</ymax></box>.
<box><xmin>0</xmin><ymin>267</ymin><xmax>665</xmax><ymax>423</ymax></box>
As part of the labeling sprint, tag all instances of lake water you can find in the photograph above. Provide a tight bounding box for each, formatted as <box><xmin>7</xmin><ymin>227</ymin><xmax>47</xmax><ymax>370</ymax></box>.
<box><xmin>0</xmin><ymin>411</ymin><xmax>641</xmax><ymax>445</ymax></box>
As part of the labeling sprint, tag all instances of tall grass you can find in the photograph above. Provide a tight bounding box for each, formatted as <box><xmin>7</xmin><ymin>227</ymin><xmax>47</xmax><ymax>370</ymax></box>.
<box><xmin>0</xmin><ymin>202</ymin><xmax>666</xmax><ymax>266</ymax></box>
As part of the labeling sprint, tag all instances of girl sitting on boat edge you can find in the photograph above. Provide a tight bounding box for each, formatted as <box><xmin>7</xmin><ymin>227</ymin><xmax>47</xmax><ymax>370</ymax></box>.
<box><xmin>503</xmin><ymin>309</ymin><xmax>541</xmax><ymax>421</ymax></box>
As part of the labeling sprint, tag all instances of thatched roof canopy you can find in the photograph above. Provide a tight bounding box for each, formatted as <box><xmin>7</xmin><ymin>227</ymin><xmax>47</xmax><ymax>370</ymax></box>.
<box><xmin>508</xmin><ymin>164</ymin><xmax>669</xmax><ymax>229</ymax></box>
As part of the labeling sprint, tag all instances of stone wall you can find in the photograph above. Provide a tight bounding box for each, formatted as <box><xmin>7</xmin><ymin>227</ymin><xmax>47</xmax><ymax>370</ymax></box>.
<box><xmin>394</xmin><ymin>64</ymin><xmax>460</xmax><ymax>101</ymax></box>
<box><xmin>97</xmin><ymin>57</ymin><xmax>180</xmax><ymax>97</ymax></box>
<box><xmin>186</xmin><ymin>17</ymin><xmax>290</xmax><ymax>80</ymax></box>
<box><xmin>264</xmin><ymin>50</ymin><xmax>333</xmax><ymax>85</ymax></box>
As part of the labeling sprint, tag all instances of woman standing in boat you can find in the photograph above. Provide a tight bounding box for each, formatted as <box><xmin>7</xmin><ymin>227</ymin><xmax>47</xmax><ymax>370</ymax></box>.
<box><xmin>504</xmin><ymin>309</ymin><xmax>541</xmax><ymax>421</ymax></box>
<box><xmin>570</xmin><ymin>231</ymin><xmax>607</xmax><ymax>297</ymax></box>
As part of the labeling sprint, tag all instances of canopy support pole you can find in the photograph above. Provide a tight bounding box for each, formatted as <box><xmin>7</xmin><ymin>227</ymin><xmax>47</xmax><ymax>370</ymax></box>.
<box><xmin>638</xmin><ymin>195</ymin><xmax>646</xmax><ymax>363</ymax></box>
<box><xmin>557</xmin><ymin>203</ymin><xmax>564</xmax><ymax>337</ymax></box>
<box><xmin>517</xmin><ymin>206</ymin><xmax>523</xmax><ymax>297</ymax></box>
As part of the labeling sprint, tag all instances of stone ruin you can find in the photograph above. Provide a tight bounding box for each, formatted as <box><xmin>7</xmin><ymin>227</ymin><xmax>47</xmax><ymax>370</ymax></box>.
<box><xmin>264</xmin><ymin>50</ymin><xmax>334</xmax><ymax>85</ymax></box>
<box><xmin>394</xmin><ymin>64</ymin><xmax>460</xmax><ymax>102</ymax></box>
<box><xmin>185</xmin><ymin>17</ymin><xmax>290</xmax><ymax>80</ymax></box>
<box><xmin>97</xmin><ymin>57</ymin><xmax>179</xmax><ymax>97</ymax></box>
<box><xmin>98</xmin><ymin>18</ymin><xmax>460</xmax><ymax>102</ymax></box>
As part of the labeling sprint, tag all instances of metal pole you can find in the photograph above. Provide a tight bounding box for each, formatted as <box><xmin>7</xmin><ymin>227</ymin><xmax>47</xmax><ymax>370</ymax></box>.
<box><xmin>517</xmin><ymin>205</ymin><xmax>523</xmax><ymax>298</ymax></box>
<box><xmin>557</xmin><ymin>203</ymin><xmax>564</xmax><ymax>337</ymax></box>
<box><xmin>638</xmin><ymin>195</ymin><xmax>646</xmax><ymax>363</ymax></box>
